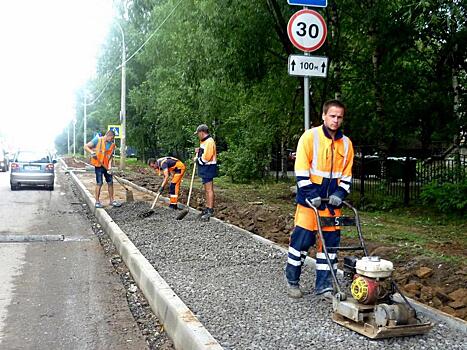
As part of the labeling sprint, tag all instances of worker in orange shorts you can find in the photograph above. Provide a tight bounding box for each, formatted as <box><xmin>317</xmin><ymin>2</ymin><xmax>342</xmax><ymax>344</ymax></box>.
<box><xmin>148</xmin><ymin>157</ymin><xmax>186</xmax><ymax>209</ymax></box>
<box><xmin>285</xmin><ymin>100</ymin><xmax>354</xmax><ymax>301</ymax></box>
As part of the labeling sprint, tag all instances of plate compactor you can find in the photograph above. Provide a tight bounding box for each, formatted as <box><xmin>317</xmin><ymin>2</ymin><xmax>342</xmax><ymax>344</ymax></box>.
<box><xmin>306</xmin><ymin>198</ymin><xmax>433</xmax><ymax>339</ymax></box>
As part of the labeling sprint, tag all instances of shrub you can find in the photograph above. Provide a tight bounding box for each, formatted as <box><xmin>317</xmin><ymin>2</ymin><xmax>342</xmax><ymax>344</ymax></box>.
<box><xmin>218</xmin><ymin>145</ymin><xmax>270</xmax><ymax>183</ymax></box>
<box><xmin>420</xmin><ymin>178</ymin><xmax>467</xmax><ymax>214</ymax></box>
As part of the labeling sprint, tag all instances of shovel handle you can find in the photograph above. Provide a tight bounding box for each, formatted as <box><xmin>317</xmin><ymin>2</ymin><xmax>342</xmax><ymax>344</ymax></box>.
<box><xmin>151</xmin><ymin>192</ymin><xmax>161</xmax><ymax>209</ymax></box>
<box><xmin>186</xmin><ymin>161</ymin><xmax>197</xmax><ymax>208</ymax></box>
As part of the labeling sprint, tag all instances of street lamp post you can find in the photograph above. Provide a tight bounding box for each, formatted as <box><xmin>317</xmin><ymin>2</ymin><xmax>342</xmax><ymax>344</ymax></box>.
<box><xmin>116</xmin><ymin>22</ymin><xmax>126</xmax><ymax>170</ymax></box>
<box><xmin>73</xmin><ymin>119</ymin><xmax>76</xmax><ymax>155</ymax></box>
<box><xmin>83</xmin><ymin>95</ymin><xmax>87</xmax><ymax>156</ymax></box>
<box><xmin>67</xmin><ymin>122</ymin><xmax>70</xmax><ymax>155</ymax></box>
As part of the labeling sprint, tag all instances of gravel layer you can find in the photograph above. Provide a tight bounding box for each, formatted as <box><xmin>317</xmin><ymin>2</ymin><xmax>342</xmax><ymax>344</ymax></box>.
<box><xmin>108</xmin><ymin>202</ymin><xmax>466</xmax><ymax>350</ymax></box>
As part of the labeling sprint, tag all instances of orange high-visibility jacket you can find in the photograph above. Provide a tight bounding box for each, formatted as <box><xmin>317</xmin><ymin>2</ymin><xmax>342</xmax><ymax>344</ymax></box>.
<box><xmin>156</xmin><ymin>157</ymin><xmax>185</xmax><ymax>176</ymax></box>
<box><xmin>295</xmin><ymin>125</ymin><xmax>354</xmax><ymax>208</ymax></box>
<box><xmin>90</xmin><ymin>137</ymin><xmax>115</xmax><ymax>169</ymax></box>
<box><xmin>197</xmin><ymin>135</ymin><xmax>217</xmax><ymax>178</ymax></box>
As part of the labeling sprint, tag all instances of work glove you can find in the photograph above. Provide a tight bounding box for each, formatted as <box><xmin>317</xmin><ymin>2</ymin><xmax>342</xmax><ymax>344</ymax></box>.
<box><xmin>328</xmin><ymin>194</ymin><xmax>343</xmax><ymax>207</ymax></box>
<box><xmin>306</xmin><ymin>196</ymin><xmax>321</xmax><ymax>208</ymax></box>
<box><xmin>90</xmin><ymin>151</ymin><xmax>97</xmax><ymax>158</ymax></box>
<box><xmin>157</xmin><ymin>186</ymin><xmax>164</xmax><ymax>194</ymax></box>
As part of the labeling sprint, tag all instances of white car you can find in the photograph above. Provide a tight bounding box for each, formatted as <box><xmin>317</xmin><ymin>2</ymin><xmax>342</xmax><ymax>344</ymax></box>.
<box><xmin>10</xmin><ymin>150</ymin><xmax>56</xmax><ymax>191</ymax></box>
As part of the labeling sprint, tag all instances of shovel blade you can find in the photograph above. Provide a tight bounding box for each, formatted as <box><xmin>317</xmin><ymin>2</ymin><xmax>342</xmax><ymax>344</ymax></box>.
<box><xmin>176</xmin><ymin>209</ymin><xmax>189</xmax><ymax>220</ymax></box>
<box><xmin>138</xmin><ymin>210</ymin><xmax>154</xmax><ymax>219</ymax></box>
<box><xmin>126</xmin><ymin>190</ymin><xmax>134</xmax><ymax>202</ymax></box>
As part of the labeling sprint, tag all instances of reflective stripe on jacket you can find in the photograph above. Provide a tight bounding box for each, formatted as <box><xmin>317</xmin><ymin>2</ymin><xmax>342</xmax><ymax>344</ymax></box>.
<box><xmin>90</xmin><ymin>137</ymin><xmax>115</xmax><ymax>169</ymax></box>
<box><xmin>295</xmin><ymin>125</ymin><xmax>354</xmax><ymax>208</ymax></box>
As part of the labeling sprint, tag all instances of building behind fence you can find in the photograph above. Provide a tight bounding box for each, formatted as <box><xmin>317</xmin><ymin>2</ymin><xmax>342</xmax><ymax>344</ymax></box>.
<box><xmin>351</xmin><ymin>146</ymin><xmax>467</xmax><ymax>205</ymax></box>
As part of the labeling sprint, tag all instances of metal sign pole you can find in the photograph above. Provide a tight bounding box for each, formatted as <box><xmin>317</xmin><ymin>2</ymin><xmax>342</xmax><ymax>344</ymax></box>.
<box><xmin>303</xmin><ymin>6</ymin><xmax>310</xmax><ymax>131</ymax></box>
<box><xmin>304</xmin><ymin>52</ymin><xmax>310</xmax><ymax>130</ymax></box>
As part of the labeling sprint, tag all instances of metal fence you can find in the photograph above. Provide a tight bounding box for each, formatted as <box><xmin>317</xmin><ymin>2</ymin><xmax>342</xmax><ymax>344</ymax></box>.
<box><xmin>351</xmin><ymin>147</ymin><xmax>467</xmax><ymax>205</ymax></box>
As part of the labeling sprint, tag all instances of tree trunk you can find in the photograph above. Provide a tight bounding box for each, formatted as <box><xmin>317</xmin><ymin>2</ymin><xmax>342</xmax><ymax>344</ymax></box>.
<box><xmin>370</xmin><ymin>24</ymin><xmax>385</xmax><ymax>147</ymax></box>
<box><xmin>281</xmin><ymin>139</ymin><xmax>288</xmax><ymax>179</ymax></box>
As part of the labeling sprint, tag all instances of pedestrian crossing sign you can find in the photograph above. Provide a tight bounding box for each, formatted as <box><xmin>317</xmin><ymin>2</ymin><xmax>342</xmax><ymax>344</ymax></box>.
<box><xmin>108</xmin><ymin>125</ymin><xmax>121</xmax><ymax>139</ymax></box>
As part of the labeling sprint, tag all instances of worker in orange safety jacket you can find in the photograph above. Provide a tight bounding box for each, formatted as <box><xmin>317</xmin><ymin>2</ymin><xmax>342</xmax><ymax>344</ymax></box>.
<box><xmin>285</xmin><ymin>99</ymin><xmax>354</xmax><ymax>301</ymax></box>
<box><xmin>148</xmin><ymin>157</ymin><xmax>186</xmax><ymax>209</ymax></box>
<box><xmin>84</xmin><ymin>129</ymin><xmax>121</xmax><ymax>208</ymax></box>
<box><xmin>194</xmin><ymin>124</ymin><xmax>218</xmax><ymax>221</ymax></box>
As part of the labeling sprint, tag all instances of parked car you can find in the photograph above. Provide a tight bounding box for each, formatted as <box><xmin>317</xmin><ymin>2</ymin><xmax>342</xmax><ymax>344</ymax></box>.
<box><xmin>0</xmin><ymin>150</ymin><xmax>8</xmax><ymax>172</ymax></box>
<box><xmin>10</xmin><ymin>150</ymin><xmax>56</xmax><ymax>191</ymax></box>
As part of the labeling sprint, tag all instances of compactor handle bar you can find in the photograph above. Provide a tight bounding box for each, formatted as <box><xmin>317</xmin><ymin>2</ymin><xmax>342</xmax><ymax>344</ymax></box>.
<box><xmin>304</xmin><ymin>197</ymin><xmax>370</xmax><ymax>296</ymax></box>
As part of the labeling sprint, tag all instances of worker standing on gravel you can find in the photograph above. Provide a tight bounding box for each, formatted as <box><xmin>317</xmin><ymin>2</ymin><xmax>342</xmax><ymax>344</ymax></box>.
<box><xmin>194</xmin><ymin>124</ymin><xmax>218</xmax><ymax>221</ymax></box>
<box><xmin>148</xmin><ymin>157</ymin><xmax>186</xmax><ymax>209</ymax></box>
<box><xmin>285</xmin><ymin>100</ymin><xmax>354</xmax><ymax>301</ymax></box>
<box><xmin>84</xmin><ymin>129</ymin><xmax>121</xmax><ymax>208</ymax></box>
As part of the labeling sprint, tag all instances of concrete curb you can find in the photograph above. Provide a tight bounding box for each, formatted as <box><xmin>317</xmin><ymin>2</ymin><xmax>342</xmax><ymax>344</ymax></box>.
<box><xmin>67</xmin><ymin>170</ymin><xmax>223</xmax><ymax>350</ymax></box>
<box><xmin>116</xmin><ymin>174</ymin><xmax>467</xmax><ymax>333</ymax></box>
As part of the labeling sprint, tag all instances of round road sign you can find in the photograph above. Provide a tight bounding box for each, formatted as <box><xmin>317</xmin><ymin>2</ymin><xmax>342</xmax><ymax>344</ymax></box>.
<box><xmin>287</xmin><ymin>9</ymin><xmax>327</xmax><ymax>52</ymax></box>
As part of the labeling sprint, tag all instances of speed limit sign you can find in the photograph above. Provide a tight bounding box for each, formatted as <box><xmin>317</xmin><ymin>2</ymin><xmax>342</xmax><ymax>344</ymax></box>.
<box><xmin>287</xmin><ymin>9</ymin><xmax>327</xmax><ymax>52</ymax></box>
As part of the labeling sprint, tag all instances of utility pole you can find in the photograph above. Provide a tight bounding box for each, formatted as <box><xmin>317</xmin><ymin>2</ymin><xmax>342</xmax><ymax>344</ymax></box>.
<box><xmin>83</xmin><ymin>95</ymin><xmax>87</xmax><ymax>156</ymax></box>
<box><xmin>116</xmin><ymin>22</ymin><xmax>126</xmax><ymax>170</ymax></box>
<box><xmin>67</xmin><ymin>122</ymin><xmax>70</xmax><ymax>155</ymax></box>
<box><xmin>73</xmin><ymin>119</ymin><xmax>76</xmax><ymax>155</ymax></box>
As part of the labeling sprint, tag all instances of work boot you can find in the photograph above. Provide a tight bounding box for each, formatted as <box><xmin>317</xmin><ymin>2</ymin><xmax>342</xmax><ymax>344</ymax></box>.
<box><xmin>197</xmin><ymin>208</ymin><xmax>207</xmax><ymax>219</ymax></box>
<box><xmin>200</xmin><ymin>208</ymin><xmax>214</xmax><ymax>221</ymax></box>
<box><xmin>287</xmin><ymin>284</ymin><xmax>303</xmax><ymax>299</ymax></box>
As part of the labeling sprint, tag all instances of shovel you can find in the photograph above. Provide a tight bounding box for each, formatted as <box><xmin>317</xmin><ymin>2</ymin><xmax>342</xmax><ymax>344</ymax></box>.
<box><xmin>93</xmin><ymin>155</ymin><xmax>135</xmax><ymax>203</ymax></box>
<box><xmin>176</xmin><ymin>160</ymin><xmax>197</xmax><ymax>220</ymax></box>
<box><xmin>113</xmin><ymin>175</ymin><xmax>134</xmax><ymax>202</ymax></box>
<box><xmin>138</xmin><ymin>191</ymin><xmax>162</xmax><ymax>218</ymax></box>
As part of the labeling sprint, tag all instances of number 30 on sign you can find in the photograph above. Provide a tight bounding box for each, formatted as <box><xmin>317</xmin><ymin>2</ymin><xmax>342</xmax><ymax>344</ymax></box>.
<box><xmin>287</xmin><ymin>9</ymin><xmax>327</xmax><ymax>52</ymax></box>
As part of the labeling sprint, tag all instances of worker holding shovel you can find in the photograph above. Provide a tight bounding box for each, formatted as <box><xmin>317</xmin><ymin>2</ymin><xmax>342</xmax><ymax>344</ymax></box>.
<box><xmin>194</xmin><ymin>124</ymin><xmax>218</xmax><ymax>221</ymax></box>
<box><xmin>148</xmin><ymin>157</ymin><xmax>186</xmax><ymax>210</ymax></box>
<box><xmin>84</xmin><ymin>129</ymin><xmax>122</xmax><ymax>208</ymax></box>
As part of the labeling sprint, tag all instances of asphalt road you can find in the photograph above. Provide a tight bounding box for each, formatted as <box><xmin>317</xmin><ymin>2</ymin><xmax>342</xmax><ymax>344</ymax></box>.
<box><xmin>0</xmin><ymin>166</ymin><xmax>147</xmax><ymax>349</ymax></box>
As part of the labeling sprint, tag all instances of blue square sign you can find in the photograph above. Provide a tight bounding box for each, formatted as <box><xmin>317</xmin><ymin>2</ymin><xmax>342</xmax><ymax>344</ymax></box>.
<box><xmin>288</xmin><ymin>0</ymin><xmax>327</xmax><ymax>7</ymax></box>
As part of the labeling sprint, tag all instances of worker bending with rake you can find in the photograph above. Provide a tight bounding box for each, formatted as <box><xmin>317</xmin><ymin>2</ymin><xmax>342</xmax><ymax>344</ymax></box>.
<box><xmin>285</xmin><ymin>100</ymin><xmax>354</xmax><ymax>301</ymax></box>
<box><xmin>148</xmin><ymin>157</ymin><xmax>186</xmax><ymax>209</ymax></box>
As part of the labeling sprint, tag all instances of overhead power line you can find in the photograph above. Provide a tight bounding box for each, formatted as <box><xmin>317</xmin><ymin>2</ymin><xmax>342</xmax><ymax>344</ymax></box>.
<box><xmin>116</xmin><ymin>0</ymin><xmax>183</xmax><ymax>69</ymax></box>
<box><xmin>84</xmin><ymin>0</ymin><xmax>183</xmax><ymax>106</ymax></box>
<box><xmin>85</xmin><ymin>71</ymin><xmax>116</xmax><ymax>106</ymax></box>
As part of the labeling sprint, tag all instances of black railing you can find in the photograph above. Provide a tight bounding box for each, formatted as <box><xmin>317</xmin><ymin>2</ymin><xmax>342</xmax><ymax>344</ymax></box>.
<box><xmin>351</xmin><ymin>147</ymin><xmax>466</xmax><ymax>205</ymax></box>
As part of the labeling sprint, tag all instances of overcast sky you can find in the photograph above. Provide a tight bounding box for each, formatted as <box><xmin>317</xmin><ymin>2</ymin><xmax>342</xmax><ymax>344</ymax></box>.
<box><xmin>0</xmin><ymin>0</ymin><xmax>114</xmax><ymax>150</ymax></box>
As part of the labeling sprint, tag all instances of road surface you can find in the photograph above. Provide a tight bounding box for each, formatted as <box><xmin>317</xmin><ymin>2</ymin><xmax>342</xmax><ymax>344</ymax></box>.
<box><xmin>0</xmin><ymin>166</ymin><xmax>147</xmax><ymax>349</ymax></box>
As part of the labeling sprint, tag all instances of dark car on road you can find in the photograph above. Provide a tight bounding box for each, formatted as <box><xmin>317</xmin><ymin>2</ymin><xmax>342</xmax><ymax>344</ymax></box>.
<box><xmin>10</xmin><ymin>150</ymin><xmax>56</xmax><ymax>191</ymax></box>
<box><xmin>0</xmin><ymin>150</ymin><xmax>9</xmax><ymax>172</ymax></box>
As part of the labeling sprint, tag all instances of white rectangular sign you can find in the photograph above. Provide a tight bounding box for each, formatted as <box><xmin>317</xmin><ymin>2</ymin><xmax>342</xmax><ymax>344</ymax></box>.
<box><xmin>288</xmin><ymin>55</ymin><xmax>328</xmax><ymax>78</ymax></box>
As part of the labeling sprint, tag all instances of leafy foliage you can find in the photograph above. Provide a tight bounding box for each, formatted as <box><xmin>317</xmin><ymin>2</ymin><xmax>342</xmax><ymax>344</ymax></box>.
<box><xmin>420</xmin><ymin>179</ymin><xmax>467</xmax><ymax>214</ymax></box>
<box><xmin>57</xmin><ymin>0</ymin><xmax>466</xmax><ymax>183</ymax></box>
